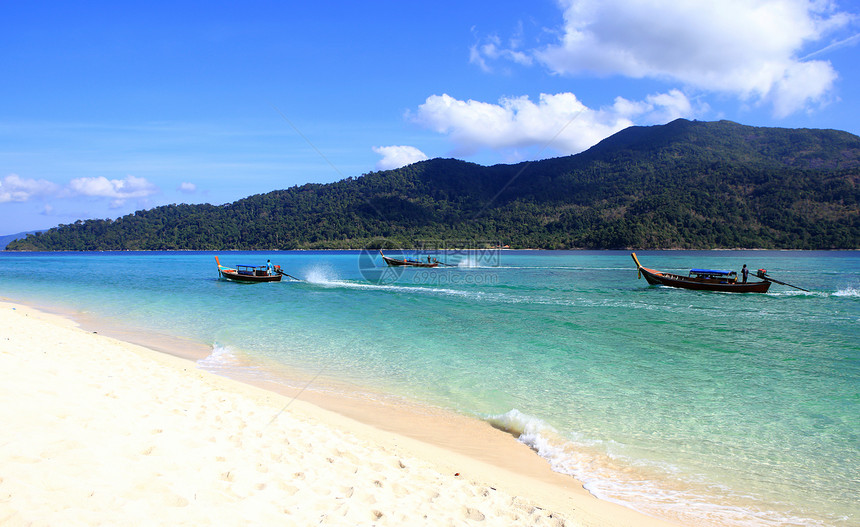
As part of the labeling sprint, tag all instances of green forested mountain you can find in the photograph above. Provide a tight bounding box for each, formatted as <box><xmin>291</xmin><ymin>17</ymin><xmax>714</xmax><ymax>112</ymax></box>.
<box><xmin>8</xmin><ymin>119</ymin><xmax>859</xmax><ymax>251</ymax></box>
<box><xmin>0</xmin><ymin>231</ymin><xmax>43</xmax><ymax>250</ymax></box>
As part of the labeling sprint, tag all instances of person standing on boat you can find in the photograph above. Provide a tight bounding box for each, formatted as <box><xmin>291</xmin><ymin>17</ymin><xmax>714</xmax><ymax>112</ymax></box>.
<box><xmin>741</xmin><ymin>264</ymin><xmax>749</xmax><ymax>283</ymax></box>
<box><xmin>266</xmin><ymin>259</ymin><xmax>274</xmax><ymax>276</ymax></box>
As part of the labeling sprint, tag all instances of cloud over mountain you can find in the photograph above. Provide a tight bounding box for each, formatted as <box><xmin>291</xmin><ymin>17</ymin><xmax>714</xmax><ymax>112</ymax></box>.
<box><xmin>372</xmin><ymin>145</ymin><xmax>429</xmax><ymax>170</ymax></box>
<box><xmin>411</xmin><ymin>90</ymin><xmax>703</xmax><ymax>158</ymax></box>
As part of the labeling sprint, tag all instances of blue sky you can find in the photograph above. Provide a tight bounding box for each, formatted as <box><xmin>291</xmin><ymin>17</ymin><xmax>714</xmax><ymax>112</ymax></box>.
<box><xmin>2</xmin><ymin>0</ymin><xmax>859</xmax><ymax>234</ymax></box>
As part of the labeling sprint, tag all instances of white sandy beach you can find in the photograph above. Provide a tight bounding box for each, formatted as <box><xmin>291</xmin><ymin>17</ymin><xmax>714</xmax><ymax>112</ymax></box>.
<box><xmin>0</xmin><ymin>301</ymin><xmax>678</xmax><ymax>526</ymax></box>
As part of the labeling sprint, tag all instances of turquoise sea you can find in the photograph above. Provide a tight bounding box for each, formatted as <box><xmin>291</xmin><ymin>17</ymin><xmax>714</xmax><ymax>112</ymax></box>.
<box><xmin>0</xmin><ymin>250</ymin><xmax>857</xmax><ymax>526</ymax></box>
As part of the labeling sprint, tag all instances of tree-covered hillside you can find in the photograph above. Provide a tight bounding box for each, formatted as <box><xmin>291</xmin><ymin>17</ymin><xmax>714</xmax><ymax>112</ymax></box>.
<box><xmin>8</xmin><ymin>119</ymin><xmax>859</xmax><ymax>251</ymax></box>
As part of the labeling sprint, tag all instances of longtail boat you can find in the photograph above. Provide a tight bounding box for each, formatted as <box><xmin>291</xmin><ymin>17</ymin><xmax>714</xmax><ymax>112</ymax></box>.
<box><xmin>631</xmin><ymin>253</ymin><xmax>771</xmax><ymax>293</ymax></box>
<box><xmin>379</xmin><ymin>250</ymin><xmax>439</xmax><ymax>268</ymax></box>
<box><xmin>216</xmin><ymin>256</ymin><xmax>282</xmax><ymax>282</ymax></box>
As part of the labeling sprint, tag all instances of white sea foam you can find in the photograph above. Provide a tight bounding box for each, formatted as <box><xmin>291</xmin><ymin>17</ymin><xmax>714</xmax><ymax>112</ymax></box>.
<box><xmin>485</xmin><ymin>409</ymin><xmax>558</xmax><ymax>440</ymax></box>
<box><xmin>197</xmin><ymin>343</ymin><xmax>274</xmax><ymax>382</ymax></box>
<box><xmin>302</xmin><ymin>274</ymin><xmax>502</xmax><ymax>301</ymax></box>
<box><xmin>196</xmin><ymin>343</ymin><xmax>240</xmax><ymax>371</ymax></box>
<box><xmin>485</xmin><ymin>409</ymin><xmax>601</xmax><ymax>481</ymax></box>
<box><xmin>303</xmin><ymin>264</ymin><xmax>340</xmax><ymax>284</ymax></box>
<box><xmin>833</xmin><ymin>286</ymin><xmax>860</xmax><ymax>297</ymax></box>
<box><xmin>457</xmin><ymin>256</ymin><xmax>480</xmax><ymax>268</ymax></box>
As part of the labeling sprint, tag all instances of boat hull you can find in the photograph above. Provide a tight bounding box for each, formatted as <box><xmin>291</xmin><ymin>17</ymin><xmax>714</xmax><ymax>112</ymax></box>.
<box><xmin>380</xmin><ymin>252</ymin><xmax>439</xmax><ymax>268</ymax></box>
<box><xmin>219</xmin><ymin>269</ymin><xmax>282</xmax><ymax>283</ymax></box>
<box><xmin>632</xmin><ymin>253</ymin><xmax>770</xmax><ymax>293</ymax></box>
<box><xmin>639</xmin><ymin>266</ymin><xmax>770</xmax><ymax>292</ymax></box>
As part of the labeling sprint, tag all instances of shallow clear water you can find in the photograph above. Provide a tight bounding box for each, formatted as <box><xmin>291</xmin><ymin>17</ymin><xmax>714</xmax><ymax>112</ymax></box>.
<box><xmin>1</xmin><ymin>250</ymin><xmax>857</xmax><ymax>526</ymax></box>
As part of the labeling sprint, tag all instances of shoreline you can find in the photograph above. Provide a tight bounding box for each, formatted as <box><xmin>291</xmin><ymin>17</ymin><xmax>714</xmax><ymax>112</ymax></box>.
<box><xmin>0</xmin><ymin>299</ymin><xmax>679</xmax><ymax>526</ymax></box>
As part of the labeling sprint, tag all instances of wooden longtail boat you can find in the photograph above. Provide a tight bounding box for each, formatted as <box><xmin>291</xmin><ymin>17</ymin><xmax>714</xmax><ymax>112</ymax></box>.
<box><xmin>631</xmin><ymin>253</ymin><xmax>771</xmax><ymax>293</ymax></box>
<box><xmin>215</xmin><ymin>256</ymin><xmax>283</xmax><ymax>282</ymax></box>
<box><xmin>379</xmin><ymin>250</ymin><xmax>439</xmax><ymax>268</ymax></box>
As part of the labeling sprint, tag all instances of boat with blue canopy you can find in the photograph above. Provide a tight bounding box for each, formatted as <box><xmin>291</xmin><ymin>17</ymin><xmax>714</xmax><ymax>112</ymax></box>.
<box><xmin>631</xmin><ymin>253</ymin><xmax>771</xmax><ymax>293</ymax></box>
<box><xmin>690</xmin><ymin>268</ymin><xmax>734</xmax><ymax>276</ymax></box>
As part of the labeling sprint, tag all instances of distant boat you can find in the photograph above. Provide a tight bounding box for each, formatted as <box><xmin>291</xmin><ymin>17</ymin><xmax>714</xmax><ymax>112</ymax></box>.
<box><xmin>379</xmin><ymin>250</ymin><xmax>439</xmax><ymax>268</ymax></box>
<box><xmin>215</xmin><ymin>256</ymin><xmax>283</xmax><ymax>282</ymax></box>
<box><xmin>631</xmin><ymin>253</ymin><xmax>771</xmax><ymax>293</ymax></box>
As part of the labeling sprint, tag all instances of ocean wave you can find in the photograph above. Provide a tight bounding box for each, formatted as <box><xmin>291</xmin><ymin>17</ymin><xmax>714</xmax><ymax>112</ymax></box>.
<box><xmin>833</xmin><ymin>286</ymin><xmax>860</xmax><ymax>298</ymax></box>
<box><xmin>196</xmin><ymin>343</ymin><xmax>275</xmax><ymax>383</ymax></box>
<box><xmin>482</xmin><ymin>409</ymin><xmax>834</xmax><ymax>527</ymax></box>
<box><xmin>196</xmin><ymin>343</ymin><xmax>240</xmax><ymax>370</ymax></box>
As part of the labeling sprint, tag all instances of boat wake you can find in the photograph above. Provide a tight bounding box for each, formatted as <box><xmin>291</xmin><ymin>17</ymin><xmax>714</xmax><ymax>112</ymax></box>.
<box><xmin>310</xmin><ymin>275</ymin><xmax>501</xmax><ymax>301</ymax></box>
<box><xmin>292</xmin><ymin>268</ymin><xmax>721</xmax><ymax>313</ymax></box>
<box><xmin>456</xmin><ymin>256</ymin><xmax>481</xmax><ymax>268</ymax></box>
<box><xmin>767</xmin><ymin>288</ymin><xmax>857</xmax><ymax>298</ymax></box>
<box><xmin>833</xmin><ymin>286</ymin><xmax>860</xmax><ymax>298</ymax></box>
<box><xmin>302</xmin><ymin>264</ymin><xmax>340</xmax><ymax>284</ymax></box>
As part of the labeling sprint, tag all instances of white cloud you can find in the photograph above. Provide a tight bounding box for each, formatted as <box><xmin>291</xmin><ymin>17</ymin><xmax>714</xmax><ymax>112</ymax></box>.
<box><xmin>469</xmin><ymin>38</ymin><xmax>497</xmax><ymax>73</ymax></box>
<box><xmin>476</xmin><ymin>0</ymin><xmax>851</xmax><ymax>116</ymax></box>
<box><xmin>178</xmin><ymin>182</ymin><xmax>197</xmax><ymax>193</ymax></box>
<box><xmin>470</xmin><ymin>21</ymin><xmax>536</xmax><ymax>74</ymax></box>
<box><xmin>543</xmin><ymin>0</ymin><xmax>849</xmax><ymax>114</ymax></box>
<box><xmin>372</xmin><ymin>145</ymin><xmax>429</xmax><ymax>170</ymax></box>
<box><xmin>411</xmin><ymin>91</ymin><xmax>702</xmax><ymax>159</ymax></box>
<box><xmin>0</xmin><ymin>174</ymin><xmax>60</xmax><ymax>203</ymax></box>
<box><xmin>67</xmin><ymin>175</ymin><xmax>158</xmax><ymax>203</ymax></box>
<box><xmin>470</xmin><ymin>35</ymin><xmax>533</xmax><ymax>73</ymax></box>
<box><xmin>636</xmin><ymin>89</ymin><xmax>704</xmax><ymax>124</ymax></box>
<box><xmin>769</xmin><ymin>59</ymin><xmax>839</xmax><ymax>117</ymax></box>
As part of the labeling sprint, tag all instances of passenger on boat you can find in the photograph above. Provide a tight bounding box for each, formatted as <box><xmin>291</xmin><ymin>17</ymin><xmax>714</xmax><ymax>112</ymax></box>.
<box><xmin>742</xmin><ymin>264</ymin><xmax>749</xmax><ymax>283</ymax></box>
